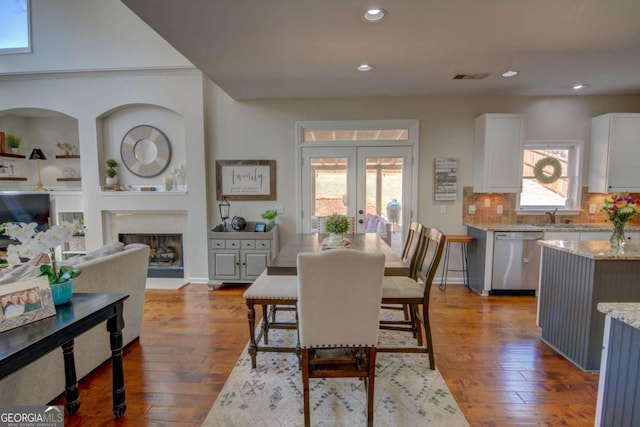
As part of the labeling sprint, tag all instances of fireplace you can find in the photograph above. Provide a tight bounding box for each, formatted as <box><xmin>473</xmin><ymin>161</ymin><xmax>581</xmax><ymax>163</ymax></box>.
<box><xmin>119</xmin><ymin>233</ymin><xmax>184</xmax><ymax>278</ymax></box>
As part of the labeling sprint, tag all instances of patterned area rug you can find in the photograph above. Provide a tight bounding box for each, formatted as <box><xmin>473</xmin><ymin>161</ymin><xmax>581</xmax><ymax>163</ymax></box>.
<box><xmin>203</xmin><ymin>310</ymin><xmax>469</xmax><ymax>427</ymax></box>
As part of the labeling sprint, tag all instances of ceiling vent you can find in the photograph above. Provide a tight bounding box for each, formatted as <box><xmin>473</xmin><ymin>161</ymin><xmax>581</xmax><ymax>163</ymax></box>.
<box><xmin>452</xmin><ymin>73</ymin><xmax>491</xmax><ymax>80</ymax></box>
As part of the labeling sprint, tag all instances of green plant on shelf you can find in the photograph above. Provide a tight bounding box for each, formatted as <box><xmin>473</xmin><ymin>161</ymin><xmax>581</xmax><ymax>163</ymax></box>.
<box><xmin>261</xmin><ymin>209</ymin><xmax>278</xmax><ymax>229</ymax></box>
<box><xmin>105</xmin><ymin>158</ymin><xmax>118</xmax><ymax>178</ymax></box>
<box><xmin>7</xmin><ymin>134</ymin><xmax>21</xmax><ymax>149</ymax></box>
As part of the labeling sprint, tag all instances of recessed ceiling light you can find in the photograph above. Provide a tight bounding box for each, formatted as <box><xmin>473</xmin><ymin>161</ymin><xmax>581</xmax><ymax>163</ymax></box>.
<box><xmin>357</xmin><ymin>64</ymin><xmax>373</xmax><ymax>72</ymax></box>
<box><xmin>501</xmin><ymin>70</ymin><xmax>518</xmax><ymax>78</ymax></box>
<box><xmin>572</xmin><ymin>83</ymin><xmax>586</xmax><ymax>90</ymax></box>
<box><xmin>363</xmin><ymin>8</ymin><xmax>386</xmax><ymax>22</ymax></box>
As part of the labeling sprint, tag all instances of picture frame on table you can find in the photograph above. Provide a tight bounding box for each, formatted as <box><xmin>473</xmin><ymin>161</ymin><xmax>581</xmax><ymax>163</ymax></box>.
<box><xmin>254</xmin><ymin>222</ymin><xmax>266</xmax><ymax>232</ymax></box>
<box><xmin>0</xmin><ymin>276</ymin><xmax>56</xmax><ymax>333</ymax></box>
<box><xmin>216</xmin><ymin>160</ymin><xmax>276</xmax><ymax>201</ymax></box>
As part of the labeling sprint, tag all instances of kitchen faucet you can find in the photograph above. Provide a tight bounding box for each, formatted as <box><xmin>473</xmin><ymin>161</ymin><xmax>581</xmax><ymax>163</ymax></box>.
<box><xmin>546</xmin><ymin>208</ymin><xmax>558</xmax><ymax>224</ymax></box>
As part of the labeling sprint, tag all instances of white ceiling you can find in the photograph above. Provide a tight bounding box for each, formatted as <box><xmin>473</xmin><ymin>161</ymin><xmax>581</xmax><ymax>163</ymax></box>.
<box><xmin>121</xmin><ymin>0</ymin><xmax>640</xmax><ymax>101</ymax></box>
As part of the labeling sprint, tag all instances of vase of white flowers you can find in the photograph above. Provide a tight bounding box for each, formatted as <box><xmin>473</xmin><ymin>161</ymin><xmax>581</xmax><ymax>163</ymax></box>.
<box><xmin>1</xmin><ymin>221</ymin><xmax>84</xmax><ymax>305</ymax></box>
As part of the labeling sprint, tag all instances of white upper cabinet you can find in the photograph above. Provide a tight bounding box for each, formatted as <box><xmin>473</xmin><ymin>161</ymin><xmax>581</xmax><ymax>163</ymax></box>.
<box><xmin>589</xmin><ymin>113</ymin><xmax>640</xmax><ymax>193</ymax></box>
<box><xmin>473</xmin><ymin>114</ymin><xmax>523</xmax><ymax>193</ymax></box>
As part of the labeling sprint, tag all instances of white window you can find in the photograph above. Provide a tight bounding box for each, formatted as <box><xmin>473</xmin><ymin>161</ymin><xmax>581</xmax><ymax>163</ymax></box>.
<box><xmin>518</xmin><ymin>141</ymin><xmax>583</xmax><ymax>212</ymax></box>
<box><xmin>0</xmin><ymin>0</ymin><xmax>31</xmax><ymax>54</ymax></box>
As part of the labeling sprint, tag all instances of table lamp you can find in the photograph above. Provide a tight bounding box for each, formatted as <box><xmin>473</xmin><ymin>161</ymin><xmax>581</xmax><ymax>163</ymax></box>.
<box><xmin>29</xmin><ymin>148</ymin><xmax>47</xmax><ymax>191</ymax></box>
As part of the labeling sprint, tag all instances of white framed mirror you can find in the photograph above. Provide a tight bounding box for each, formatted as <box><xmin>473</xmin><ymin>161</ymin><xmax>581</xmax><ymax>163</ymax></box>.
<box><xmin>120</xmin><ymin>125</ymin><xmax>171</xmax><ymax>177</ymax></box>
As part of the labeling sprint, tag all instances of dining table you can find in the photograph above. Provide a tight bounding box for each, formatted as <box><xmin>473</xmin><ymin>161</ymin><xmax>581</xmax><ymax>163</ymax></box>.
<box><xmin>244</xmin><ymin>232</ymin><xmax>408</xmax><ymax>368</ymax></box>
<box><xmin>267</xmin><ymin>233</ymin><xmax>408</xmax><ymax>276</ymax></box>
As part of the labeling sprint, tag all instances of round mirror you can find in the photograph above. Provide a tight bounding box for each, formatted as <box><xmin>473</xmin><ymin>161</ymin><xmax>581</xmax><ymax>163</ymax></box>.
<box><xmin>121</xmin><ymin>125</ymin><xmax>171</xmax><ymax>177</ymax></box>
<box><xmin>134</xmin><ymin>139</ymin><xmax>158</xmax><ymax>165</ymax></box>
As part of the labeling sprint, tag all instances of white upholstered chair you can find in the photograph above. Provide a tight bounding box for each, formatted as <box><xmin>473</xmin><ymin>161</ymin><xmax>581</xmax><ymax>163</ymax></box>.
<box><xmin>297</xmin><ymin>249</ymin><xmax>385</xmax><ymax>427</ymax></box>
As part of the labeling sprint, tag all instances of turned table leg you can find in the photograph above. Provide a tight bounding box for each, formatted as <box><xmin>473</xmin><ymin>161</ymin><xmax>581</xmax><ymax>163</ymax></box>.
<box><xmin>62</xmin><ymin>340</ymin><xmax>80</xmax><ymax>415</ymax></box>
<box><xmin>247</xmin><ymin>299</ymin><xmax>257</xmax><ymax>369</ymax></box>
<box><xmin>107</xmin><ymin>302</ymin><xmax>126</xmax><ymax>418</ymax></box>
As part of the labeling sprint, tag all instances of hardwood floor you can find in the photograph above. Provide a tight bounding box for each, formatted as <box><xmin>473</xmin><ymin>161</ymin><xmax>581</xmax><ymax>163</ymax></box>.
<box><xmin>51</xmin><ymin>284</ymin><xmax>598</xmax><ymax>426</ymax></box>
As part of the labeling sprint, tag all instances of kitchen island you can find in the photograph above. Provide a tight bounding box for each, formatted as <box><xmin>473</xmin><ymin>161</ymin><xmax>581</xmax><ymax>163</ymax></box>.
<box><xmin>595</xmin><ymin>303</ymin><xmax>640</xmax><ymax>427</ymax></box>
<box><xmin>538</xmin><ymin>240</ymin><xmax>640</xmax><ymax>371</ymax></box>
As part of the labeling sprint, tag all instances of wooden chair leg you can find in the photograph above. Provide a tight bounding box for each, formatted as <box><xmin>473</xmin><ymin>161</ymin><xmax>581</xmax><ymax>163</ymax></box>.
<box><xmin>302</xmin><ymin>349</ymin><xmax>311</xmax><ymax>427</ymax></box>
<box><xmin>411</xmin><ymin>304</ymin><xmax>424</xmax><ymax>347</ymax></box>
<box><xmin>262</xmin><ymin>305</ymin><xmax>270</xmax><ymax>344</ymax></box>
<box><xmin>422</xmin><ymin>302</ymin><xmax>435</xmax><ymax>370</ymax></box>
<box><xmin>403</xmin><ymin>303</ymin><xmax>410</xmax><ymax>320</ymax></box>
<box><xmin>367</xmin><ymin>347</ymin><xmax>376</xmax><ymax>427</ymax></box>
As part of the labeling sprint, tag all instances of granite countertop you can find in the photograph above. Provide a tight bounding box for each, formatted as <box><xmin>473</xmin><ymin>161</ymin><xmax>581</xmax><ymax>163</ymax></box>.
<box><xmin>466</xmin><ymin>222</ymin><xmax>640</xmax><ymax>232</ymax></box>
<box><xmin>598</xmin><ymin>303</ymin><xmax>640</xmax><ymax>329</ymax></box>
<box><xmin>537</xmin><ymin>240</ymin><xmax>640</xmax><ymax>259</ymax></box>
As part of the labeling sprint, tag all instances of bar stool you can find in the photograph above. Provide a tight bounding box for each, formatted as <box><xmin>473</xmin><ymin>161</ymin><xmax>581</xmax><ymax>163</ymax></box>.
<box><xmin>438</xmin><ymin>235</ymin><xmax>473</xmax><ymax>292</ymax></box>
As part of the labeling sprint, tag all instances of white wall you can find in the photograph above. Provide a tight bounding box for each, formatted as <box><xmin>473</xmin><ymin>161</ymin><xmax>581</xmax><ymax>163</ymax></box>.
<box><xmin>0</xmin><ymin>0</ymin><xmax>191</xmax><ymax>74</ymax></box>
<box><xmin>204</xmin><ymin>83</ymin><xmax>640</xmax><ymax>244</ymax></box>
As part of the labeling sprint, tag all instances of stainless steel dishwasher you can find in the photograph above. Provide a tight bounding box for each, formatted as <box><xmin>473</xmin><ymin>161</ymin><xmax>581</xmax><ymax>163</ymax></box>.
<box><xmin>491</xmin><ymin>231</ymin><xmax>544</xmax><ymax>295</ymax></box>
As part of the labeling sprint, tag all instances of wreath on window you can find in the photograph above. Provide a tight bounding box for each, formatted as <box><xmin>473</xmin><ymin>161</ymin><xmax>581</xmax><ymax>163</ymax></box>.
<box><xmin>533</xmin><ymin>156</ymin><xmax>562</xmax><ymax>184</ymax></box>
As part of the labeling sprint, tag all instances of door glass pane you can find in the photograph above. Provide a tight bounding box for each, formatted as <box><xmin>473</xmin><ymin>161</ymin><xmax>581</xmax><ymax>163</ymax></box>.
<box><xmin>364</xmin><ymin>157</ymin><xmax>403</xmax><ymax>236</ymax></box>
<box><xmin>310</xmin><ymin>157</ymin><xmax>348</xmax><ymax>230</ymax></box>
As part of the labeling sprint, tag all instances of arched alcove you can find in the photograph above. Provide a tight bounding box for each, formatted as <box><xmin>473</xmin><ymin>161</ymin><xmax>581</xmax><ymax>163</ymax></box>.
<box><xmin>97</xmin><ymin>103</ymin><xmax>185</xmax><ymax>188</ymax></box>
<box><xmin>0</xmin><ymin>108</ymin><xmax>81</xmax><ymax>191</ymax></box>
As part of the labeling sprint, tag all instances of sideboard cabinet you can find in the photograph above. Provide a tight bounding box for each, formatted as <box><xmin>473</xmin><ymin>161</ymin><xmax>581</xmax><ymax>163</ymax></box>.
<box><xmin>207</xmin><ymin>223</ymin><xmax>279</xmax><ymax>290</ymax></box>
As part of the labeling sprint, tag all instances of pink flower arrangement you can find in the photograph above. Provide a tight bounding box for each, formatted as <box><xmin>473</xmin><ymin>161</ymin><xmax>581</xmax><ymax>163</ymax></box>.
<box><xmin>600</xmin><ymin>192</ymin><xmax>640</xmax><ymax>225</ymax></box>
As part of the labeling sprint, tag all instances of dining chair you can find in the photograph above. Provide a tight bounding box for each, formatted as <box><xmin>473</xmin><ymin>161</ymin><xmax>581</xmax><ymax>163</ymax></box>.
<box><xmin>379</xmin><ymin>227</ymin><xmax>446</xmax><ymax>370</ymax></box>
<box><xmin>381</xmin><ymin>221</ymin><xmax>425</xmax><ymax>320</ymax></box>
<box><xmin>297</xmin><ymin>249</ymin><xmax>385</xmax><ymax>427</ymax></box>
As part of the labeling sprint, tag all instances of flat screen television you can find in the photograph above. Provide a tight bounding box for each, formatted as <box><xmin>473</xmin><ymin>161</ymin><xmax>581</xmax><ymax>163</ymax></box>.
<box><xmin>0</xmin><ymin>192</ymin><xmax>51</xmax><ymax>249</ymax></box>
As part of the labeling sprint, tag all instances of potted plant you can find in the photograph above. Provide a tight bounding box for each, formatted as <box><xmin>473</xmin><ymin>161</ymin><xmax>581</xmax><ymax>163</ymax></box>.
<box><xmin>105</xmin><ymin>158</ymin><xmax>118</xmax><ymax>184</ymax></box>
<box><xmin>7</xmin><ymin>134</ymin><xmax>21</xmax><ymax>154</ymax></box>
<box><xmin>1</xmin><ymin>221</ymin><xmax>84</xmax><ymax>305</ymax></box>
<box><xmin>324</xmin><ymin>213</ymin><xmax>350</xmax><ymax>245</ymax></box>
<box><xmin>261</xmin><ymin>209</ymin><xmax>279</xmax><ymax>230</ymax></box>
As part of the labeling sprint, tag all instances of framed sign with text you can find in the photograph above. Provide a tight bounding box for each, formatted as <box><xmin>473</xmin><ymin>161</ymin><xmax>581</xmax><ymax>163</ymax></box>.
<box><xmin>216</xmin><ymin>160</ymin><xmax>276</xmax><ymax>201</ymax></box>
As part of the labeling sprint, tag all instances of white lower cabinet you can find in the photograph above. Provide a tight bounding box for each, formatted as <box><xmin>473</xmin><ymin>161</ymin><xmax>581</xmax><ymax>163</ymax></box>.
<box><xmin>208</xmin><ymin>224</ymin><xmax>279</xmax><ymax>289</ymax></box>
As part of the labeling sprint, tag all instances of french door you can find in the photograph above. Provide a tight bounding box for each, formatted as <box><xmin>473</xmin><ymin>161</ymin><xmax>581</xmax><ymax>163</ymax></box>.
<box><xmin>300</xmin><ymin>145</ymin><xmax>413</xmax><ymax>248</ymax></box>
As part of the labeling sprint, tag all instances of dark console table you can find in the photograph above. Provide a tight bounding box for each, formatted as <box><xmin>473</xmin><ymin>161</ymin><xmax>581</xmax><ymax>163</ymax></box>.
<box><xmin>0</xmin><ymin>293</ymin><xmax>129</xmax><ymax>418</ymax></box>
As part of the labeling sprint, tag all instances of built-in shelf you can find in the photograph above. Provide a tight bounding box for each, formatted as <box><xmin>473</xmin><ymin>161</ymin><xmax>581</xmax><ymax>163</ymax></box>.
<box><xmin>0</xmin><ymin>177</ymin><xmax>27</xmax><ymax>181</ymax></box>
<box><xmin>0</xmin><ymin>152</ymin><xmax>26</xmax><ymax>159</ymax></box>
<box><xmin>57</xmin><ymin>177</ymin><xmax>81</xmax><ymax>182</ymax></box>
<box><xmin>56</xmin><ymin>155</ymin><xmax>80</xmax><ymax>159</ymax></box>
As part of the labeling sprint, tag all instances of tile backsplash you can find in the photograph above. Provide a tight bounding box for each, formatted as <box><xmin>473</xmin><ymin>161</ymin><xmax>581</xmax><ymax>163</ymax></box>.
<box><xmin>462</xmin><ymin>187</ymin><xmax>640</xmax><ymax>226</ymax></box>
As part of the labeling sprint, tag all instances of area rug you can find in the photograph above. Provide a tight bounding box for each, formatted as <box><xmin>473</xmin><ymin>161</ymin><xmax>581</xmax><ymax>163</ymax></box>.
<box><xmin>203</xmin><ymin>310</ymin><xmax>469</xmax><ymax>427</ymax></box>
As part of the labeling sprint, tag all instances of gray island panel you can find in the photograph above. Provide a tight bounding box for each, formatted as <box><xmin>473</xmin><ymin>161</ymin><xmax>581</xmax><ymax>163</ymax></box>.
<box><xmin>538</xmin><ymin>242</ymin><xmax>640</xmax><ymax>371</ymax></box>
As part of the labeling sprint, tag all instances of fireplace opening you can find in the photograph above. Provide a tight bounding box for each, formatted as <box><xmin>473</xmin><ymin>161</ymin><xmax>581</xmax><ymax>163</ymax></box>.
<box><xmin>119</xmin><ymin>233</ymin><xmax>184</xmax><ymax>278</ymax></box>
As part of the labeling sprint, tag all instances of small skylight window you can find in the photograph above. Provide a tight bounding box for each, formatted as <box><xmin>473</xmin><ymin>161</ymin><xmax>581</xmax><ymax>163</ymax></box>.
<box><xmin>0</xmin><ymin>0</ymin><xmax>31</xmax><ymax>54</ymax></box>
